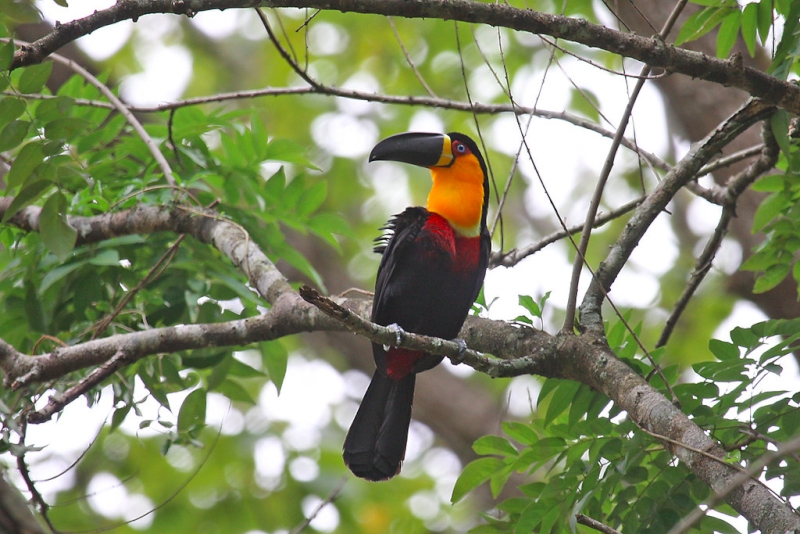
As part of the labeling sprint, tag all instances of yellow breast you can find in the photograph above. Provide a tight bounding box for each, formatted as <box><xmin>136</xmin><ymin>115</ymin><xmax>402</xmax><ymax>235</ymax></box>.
<box><xmin>426</xmin><ymin>153</ymin><xmax>485</xmax><ymax>237</ymax></box>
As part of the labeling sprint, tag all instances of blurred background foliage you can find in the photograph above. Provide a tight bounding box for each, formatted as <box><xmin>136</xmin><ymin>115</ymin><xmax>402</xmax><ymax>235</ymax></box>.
<box><xmin>0</xmin><ymin>0</ymin><xmax>799</xmax><ymax>532</ymax></box>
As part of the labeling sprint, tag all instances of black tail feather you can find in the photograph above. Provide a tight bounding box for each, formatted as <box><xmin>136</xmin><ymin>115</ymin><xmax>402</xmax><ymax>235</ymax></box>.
<box><xmin>343</xmin><ymin>371</ymin><xmax>416</xmax><ymax>481</ymax></box>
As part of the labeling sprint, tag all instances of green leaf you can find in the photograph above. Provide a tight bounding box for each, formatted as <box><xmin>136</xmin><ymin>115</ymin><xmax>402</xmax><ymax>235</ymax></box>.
<box><xmin>207</xmin><ymin>354</ymin><xmax>233</xmax><ymax>391</ymax></box>
<box><xmin>753</xmin><ymin>262</ymin><xmax>791</xmax><ymax>293</ymax></box>
<box><xmin>228</xmin><ymin>357</ymin><xmax>266</xmax><ymax>378</ymax></box>
<box><xmin>770</xmin><ymin>111</ymin><xmax>792</xmax><ymax>161</ymax></box>
<box><xmin>215</xmin><ymin>379</ymin><xmax>256</xmax><ymax>405</ymax></box>
<box><xmin>0</xmin><ymin>1</ymin><xmax>40</xmax><ymax>23</ymax></box>
<box><xmin>502</xmin><ymin>421</ymin><xmax>539</xmax><ymax>446</ymax></box>
<box><xmin>518</xmin><ymin>295</ymin><xmax>541</xmax><ymax>319</ymax></box>
<box><xmin>39</xmin><ymin>259</ymin><xmax>88</xmax><ymax>294</ymax></box>
<box><xmin>708</xmin><ymin>339</ymin><xmax>740</xmax><ymax>361</ymax></box>
<box><xmin>752</xmin><ymin>191</ymin><xmax>788</xmax><ymax>232</ymax></box>
<box><xmin>181</xmin><ymin>349</ymin><xmax>230</xmax><ymax>370</ymax></box>
<box><xmin>473</xmin><ymin>435</ymin><xmax>518</xmax><ymax>457</ymax></box>
<box><xmin>45</xmin><ymin>117</ymin><xmax>91</xmax><ymax>142</ymax></box>
<box><xmin>261</xmin><ymin>341</ymin><xmax>287</xmax><ymax>393</ymax></box>
<box><xmin>18</xmin><ymin>62</ymin><xmax>53</xmax><ymax>94</ymax></box>
<box><xmin>676</xmin><ymin>7</ymin><xmax>732</xmax><ymax>46</ymax></box>
<box><xmin>39</xmin><ymin>192</ymin><xmax>77</xmax><ymax>262</ymax></box>
<box><xmin>138</xmin><ymin>367</ymin><xmax>171</xmax><ymax>409</ymax></box>
<box><xmin>265</xmin><ymin>138</ymin><xmax>320</xmax><ymax>169</ymax></box>
<box><xmin>568</xmin><ymin>384</ymin><xmax>596</xmax><ymax>428</ymax></box>
<box><xmin>6</xmin><ymin>142</ymin><xmax>45</xmax><ymax>189</ymax></box>
<box><xmin>757</xmin><ymin>0</ymin><xmax>773</xmax><ymax>45</ymax></box>
<box><xmin>751</xmin><ymin>174</ymin><xmax>786</xmax><ymax>193</ymax></box>
<box><xmin>308</xmin><ymin>212</ymin><xmax>353</xmax><ymax>241</ymax></box>
<box><xmin>263</xmin><ymin>167</ymin><xmax>286</xmax><ymax>200</ymax></box>
<box><xmin>525</xmin><ymin>437</ymin><xmax>567</xmax><ymax>463</ymax></box>
<box><xmin>1</xmin><ymin>178</ymin><xmax>53</xmax><ymax>223</ymax></box>
<box><xmin>729</xmin><ymin>326</ymin><xmax>760</xmax><ymax>350</ymax></box>
<box><xmin>740</xmin><ymin>2</ymin><xmax>758</xmax><ymax>56</ymax></box>
<box><xmin>177</xmin><ymin>388</ymin><xmax>207</xmax><ymax>433</ymax></box>
<box><xmin>545</xmin><ymin>380</ymin><xmax>581</xmax><ymax>426</ymax></box>
<box><xmin>0</xmin><ymin>97</ymin><xmax>26</xmax><ymax>125</ymax></box>
<box><xmin>569</xmin><ymin>87</ymin><xmax>600</xmax><ymax>122</ymax></box>
<box><xmin>88</xmin><ymin>249</ymin><xmax>121</xmax><ymax>266</ymax></box>
<box><xmin>35</xmin><ymin>95</ymin><xmax>74</xmax><ymax>122</ymax></box>
<box><xmin>0</xmin><ymin>41</ymin><xmax>14</xmax><ymax>71</ymax></box>
<box><xmin>768</xmin><ymin>1</ymin><xmax>800</xmax><ymax>78</ymax></box>
<box><xmin>0</xmin><ymin>120</ymin><xmax>31</xmax><ymax>152</ymax></box>
<box><xmin>110</xmin><ymin>405</ymin><xmax>132</xmax><ymax>432</ymax></box>
<box><xmin>451</xmin><ymin>457</ymin><xmax>505</xmax><ymax>503</ymax></box>
<box><xmin>699</xmin><ymin>514</ymin><xmax>740</xmax><ymax>534</ymax></box>
<box><xmin>716</xmin><ymin>10</ymin><xmax>741</xmax><ymax>58</ymax></box>
<box><xmin>297</xmin><ymin>180</ymin><xmax>327</xmax><ymax>217</ymax></box>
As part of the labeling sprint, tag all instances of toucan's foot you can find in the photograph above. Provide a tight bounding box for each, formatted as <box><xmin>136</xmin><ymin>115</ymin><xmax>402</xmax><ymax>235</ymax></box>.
<box><xmin>387</xmin><ymin>323</ymin><xmax>405</xmax><ymax>347</ymax></box>
<box><xmin>453</xmin><ymin>339</ymin><xmax>468</xmax><ymax>363</ymax></box>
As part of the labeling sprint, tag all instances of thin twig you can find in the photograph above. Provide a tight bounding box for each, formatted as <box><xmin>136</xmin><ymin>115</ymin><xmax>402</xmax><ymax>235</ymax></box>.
<box><xmin>697</xmin><ymin>144</ymin><xmax>765</xmax><ymax>177</ymax></box>
<box><xmin>83</xmin><ymin>408</ymin><xmax>226</xmax><ymax>533</ymax></box>
<box><xmin>453</xmin><ymin>21</ymin><xmax>496</xmax><ymax>221</ymax></box>
<box><xmin>90</xmin><ymin>235</ymin><xmax>186</xmax><ymax>339</ymax></box>
<box><xmin>562</xmin><ymin>0</ymin><xmax>689</xmax><ymax>332</ymax></box>
<box><xmin>657</xmin><ymin>206</ymin><xmax>734</xmax><ymax>348</ymax></box>
<box><xmin>388</xmin><ymin>17</ymin><xmax>438</xmax><ymax>98</ymax></box>
<box><xmin>491</xmin><ymin>196</ymin><xmax>643</xmax><ymax>268</ymax></box>
<box><xmin>27</xmin><ymin>350</ymin><xmax>132</xmax><ymax>424</ymax></box>
<box><xmin>576</xmin><ymin>513</ymin><xmax>622</xmax><ymax>534</ymax></box>
<box><xmin>288</xmin><ymin>477</ymin><xmax>347</xmax><ymax>534</ymax></box>
<box><xmin>541</xmin><ymin>35</ymin><xmax>668</xmax><ymax>81</ymax></box>
<box><xmin>2</xmin><ymin>89</ymin><xmax>669</xmax><ymax>174</ymax></box>
<box><xmin>657</xmin><ymin>124</ymin><xmax>779</xmax><ymax>347</ymax></box>
<box><xmin>256</xmin><ymin>9</ymin><xmax>319</xmax><ymax>89</ymax></box>
<box><xmin>15</xmin><ymin>420</ymin><xmax>59</xmax><ymax>532</ymax></box>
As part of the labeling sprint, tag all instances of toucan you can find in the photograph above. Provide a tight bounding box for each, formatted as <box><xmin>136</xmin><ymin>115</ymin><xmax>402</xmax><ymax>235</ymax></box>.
<box><xmin>343</xmin><ymin>132</ymin><xmax>491</xmax><ymax>481</ymax></box>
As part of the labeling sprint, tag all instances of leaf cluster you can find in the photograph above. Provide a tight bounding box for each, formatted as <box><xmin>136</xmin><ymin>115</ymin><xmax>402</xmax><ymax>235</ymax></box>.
<box><xmin>451</xmin><ymin>315</ymin><xmax>799</xmax><ymax>533</ymax></box>
<box><xmin>0</xmin><ymin>52</ymin><xmax>348</xmax><ymax>455</ymax></box>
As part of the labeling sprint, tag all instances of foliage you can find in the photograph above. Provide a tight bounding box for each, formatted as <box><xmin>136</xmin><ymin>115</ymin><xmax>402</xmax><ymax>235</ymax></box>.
<box><xmin>454</xmin><ymin>317</ymin><xmax>800</xmax><ymax>533</ymax></box>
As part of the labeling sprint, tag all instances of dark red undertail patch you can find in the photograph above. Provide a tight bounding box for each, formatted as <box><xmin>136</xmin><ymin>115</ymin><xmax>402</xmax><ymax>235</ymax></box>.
<box><xmin>385</xmin><ymin>347</ymin><xmax>423</xmax><ymax>380</ymax></box>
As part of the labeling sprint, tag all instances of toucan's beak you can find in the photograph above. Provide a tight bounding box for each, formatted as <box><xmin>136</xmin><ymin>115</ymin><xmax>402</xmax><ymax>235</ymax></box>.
<box><xmin>369</xmin><ymin>132</ymin><xmax>453</xmax><ymax>168</ymax></box>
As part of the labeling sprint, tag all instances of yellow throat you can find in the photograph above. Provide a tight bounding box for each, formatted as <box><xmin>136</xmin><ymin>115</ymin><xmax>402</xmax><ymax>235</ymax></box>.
<box><xmin>426</xmin><ymin>154</ymin><xmax>485</xmax><ymax>237</ymax></box>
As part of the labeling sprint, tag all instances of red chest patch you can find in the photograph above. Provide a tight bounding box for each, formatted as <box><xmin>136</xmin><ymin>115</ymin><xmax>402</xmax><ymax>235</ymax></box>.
<box><xmin>421</xmin><ymin>214</ymin><xmax>481</xmax><ymax>275</ymax></box>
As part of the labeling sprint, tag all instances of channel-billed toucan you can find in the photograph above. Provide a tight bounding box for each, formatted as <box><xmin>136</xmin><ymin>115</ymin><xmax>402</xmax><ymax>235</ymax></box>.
<box><xmin>343</xmin><ymin>132</ymin><xmax>491</xmax><ymax>481</ymax></box>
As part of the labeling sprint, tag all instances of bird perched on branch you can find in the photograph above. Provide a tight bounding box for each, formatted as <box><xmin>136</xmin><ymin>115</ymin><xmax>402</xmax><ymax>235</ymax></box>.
<box><xmin>343</xmin><ymin>132</ymin><xmax>491</xmax><ymax>481</ymax></box>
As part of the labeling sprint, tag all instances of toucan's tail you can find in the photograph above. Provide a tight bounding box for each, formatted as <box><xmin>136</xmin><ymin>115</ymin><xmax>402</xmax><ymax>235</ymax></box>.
<box><xmin>343</xmin><ymin>370</ymin><xmax>415</xmax><ymax>481</ymax></box>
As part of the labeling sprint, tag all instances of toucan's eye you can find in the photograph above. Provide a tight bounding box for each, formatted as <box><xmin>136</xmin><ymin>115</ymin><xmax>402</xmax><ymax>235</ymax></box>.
<box><xmin>453</xmin><ymin>141</ymin><xmax>469</xmax><ymax>155</ymax></box>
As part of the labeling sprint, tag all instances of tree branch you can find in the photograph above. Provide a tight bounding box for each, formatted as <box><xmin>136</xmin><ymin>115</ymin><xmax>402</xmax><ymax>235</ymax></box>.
<box><xmin>657</xmin><ymin>123</ymin><xmax>779</xmax><ymax>347</ymax></box>
<box><xmin>10</xmin><ymin>0</ymin><xmax>800</xmax><ymax>115</ymax></box>
<box><xmin>579</xmin><ymin>98</ymin><xmax>775</xmax><ymax>332</ymax></box>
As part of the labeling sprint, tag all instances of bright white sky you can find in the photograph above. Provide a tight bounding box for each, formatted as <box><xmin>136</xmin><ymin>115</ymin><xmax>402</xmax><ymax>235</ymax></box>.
<box><xmin>8</xmin><ymin>1</ymin><xmax>799</xmax><ymax>532</ymax></box>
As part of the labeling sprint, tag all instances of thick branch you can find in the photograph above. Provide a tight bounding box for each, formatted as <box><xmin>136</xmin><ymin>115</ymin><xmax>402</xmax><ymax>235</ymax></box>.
<box><xmin>10</xmin><ymin>0</ymin><xmax>800</xmax><ymax>114</ymax></box>
<box><xmin>0</xmin><ymin>199</ymin><xmax>293</xmax><ymax>305</ymax></box>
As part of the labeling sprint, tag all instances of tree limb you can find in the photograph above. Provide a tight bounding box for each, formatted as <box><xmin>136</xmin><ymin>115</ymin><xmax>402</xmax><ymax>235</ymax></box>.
<box><xmin>579</xmin><ymin>98</ymin><xmax>775</xmax><ymax>331</ymax></box>
<box><xmin>10</xmin><ymin>0</ymin><xmax>800</xmax><ymax>115</ymax></box>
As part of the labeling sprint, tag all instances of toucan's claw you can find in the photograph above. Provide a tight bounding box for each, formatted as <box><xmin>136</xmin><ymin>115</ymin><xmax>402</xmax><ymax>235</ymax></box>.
<box><xmin>387</xmin><ymin>323</ymin><xmax>405</xmax><ymax>347</ymax></box>
<box><xmin>453</xmin><ymin>339</ymin><xmax>468</xmax><ymax>363</ymax></box>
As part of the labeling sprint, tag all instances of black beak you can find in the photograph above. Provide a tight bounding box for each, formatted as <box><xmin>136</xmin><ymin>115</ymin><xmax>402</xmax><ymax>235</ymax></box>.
<box><xmin>369</xmin><ymin>132</ymin><xmax>453</xmax><ymax>168</ymax></box>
